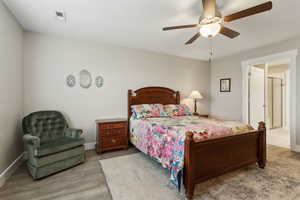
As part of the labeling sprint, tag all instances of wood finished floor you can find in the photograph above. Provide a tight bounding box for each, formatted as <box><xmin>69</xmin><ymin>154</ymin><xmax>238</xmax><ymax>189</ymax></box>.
<box><xmin>0</xmin><ymin>148</ymin><xmax>138</xmax><ymax>200</ymax></box>
<box><xmin>0</xmin><ymin>145</ymin><xmax>299</xmax><ymax>200</ymax></box>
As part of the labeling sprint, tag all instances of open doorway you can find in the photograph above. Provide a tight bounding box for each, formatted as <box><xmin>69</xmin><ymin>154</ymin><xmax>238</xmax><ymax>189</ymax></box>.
<box><xmin>242</xmin><ymin>50</ymin><xmax>298</xmax><ymax>152</ymax></box>
<box><xmin>249</xmin><ymin>62</ymin><xmax>290</xmax><ymax>148</ymax></box>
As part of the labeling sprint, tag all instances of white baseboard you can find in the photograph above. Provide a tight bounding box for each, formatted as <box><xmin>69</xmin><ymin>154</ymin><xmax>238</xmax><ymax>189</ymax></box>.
<box><xmin>0</xmin><ymin>152</ymin><xmax>24</xmax><ymax>188</ymax></box>
<box><xmin>291</xmin><ymin>144</ymin><xmax>300</xmax><ymax>152</ymax></box>
<box><xmin>84</xmin><ymin>142</ymin><xmax>96</xmax><ymax>150</ymax></box>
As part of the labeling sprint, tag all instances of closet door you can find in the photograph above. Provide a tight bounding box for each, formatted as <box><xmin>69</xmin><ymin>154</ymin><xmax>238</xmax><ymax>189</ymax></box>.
<box><xmin>273</xmin><ymin>78</ymin><xmax>283</xmax><ymax>128</ymax></box>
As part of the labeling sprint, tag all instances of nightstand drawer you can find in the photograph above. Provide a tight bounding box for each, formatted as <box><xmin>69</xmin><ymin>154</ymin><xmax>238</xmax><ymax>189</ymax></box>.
<box><xmin>101</xmin><ymin>128</ymin><xmax>126</xmax><ymax>137</ymax></box>
<box><xmin>113</xmin><ymin>128</ymin><xmax>126</xmax><ymax>135</ymax></box>
<box><xmin>100</xmin><ymin>123</ymin><xmax>112</xmax><ymax>129</ymax></box>
<box><xmin>102</xmin><ymin>136</ymin><xmax>127</xmax><ymax>149</ymax></box>
<box><xmin>112</xmin><ymin>123</ymin><xmax>126</xmax><ymax>129</ymax></box>
<box><xmin>100</xmin><ymin>122</ymin><xmax>126</xmax><ymax>129</ymax></box>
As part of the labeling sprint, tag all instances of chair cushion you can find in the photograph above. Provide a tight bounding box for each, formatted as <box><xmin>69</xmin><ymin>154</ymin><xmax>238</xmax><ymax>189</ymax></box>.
<box><xmin>35</xmin><ymin>137</ymin><xmax>85</xmax><ymax>157</ymax></box>
<box><xmin>27</xmin><ymin>153</ymin><xmax>85</xmax><ymax>179</ymax></box>
<box><xmin>29</xmin><ymin>146</ymin><xmax>85</xmax><ymax>167</ymax></box>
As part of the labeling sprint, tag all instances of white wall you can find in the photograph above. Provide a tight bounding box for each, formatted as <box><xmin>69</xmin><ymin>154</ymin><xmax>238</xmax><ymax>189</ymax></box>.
<box><xmin>24</xmin><ymin>32</ymin><xmax>210</xmax><ymax>143</ymax></box>
<box><xmin>211</xmin><ymin>36</ymin><xmax>300</xmax><ymax>145</ymax></box>
<box><xmin>0</xmin><ymin>2</ymin><xmax>23</xmax><ymax>174</ymax></box>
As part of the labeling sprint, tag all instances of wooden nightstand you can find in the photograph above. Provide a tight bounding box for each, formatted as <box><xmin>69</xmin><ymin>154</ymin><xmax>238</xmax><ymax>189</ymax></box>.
<box><xmin>199</xmin><ymin>114</ymin><xmax>209</xmax><ymax>118</ymax></box>
<box><xmin>95</xmin><ymin>118</ymin><xmax>128</xmax><ymax>154</ymax></box>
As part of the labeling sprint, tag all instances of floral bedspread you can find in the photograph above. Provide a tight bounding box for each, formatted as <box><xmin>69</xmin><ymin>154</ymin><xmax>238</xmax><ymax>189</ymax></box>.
<box><xmin>129</xmin><ymin>116</ymin><xmax>253</xmax><ymax>188</ymax></box>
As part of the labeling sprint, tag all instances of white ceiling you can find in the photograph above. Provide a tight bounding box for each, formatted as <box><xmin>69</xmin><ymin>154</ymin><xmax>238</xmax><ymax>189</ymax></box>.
<box><xmin>3</xmin><ymin>0</ymin><xmax>300</xmax><ymax>60</ymax></box>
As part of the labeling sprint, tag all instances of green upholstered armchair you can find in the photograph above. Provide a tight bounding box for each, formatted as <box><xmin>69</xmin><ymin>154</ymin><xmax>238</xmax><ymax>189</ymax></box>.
<box><xmin>22</xmin><ymin>111</ymin><xmax>85</xmax><ymax>179</ymax></box>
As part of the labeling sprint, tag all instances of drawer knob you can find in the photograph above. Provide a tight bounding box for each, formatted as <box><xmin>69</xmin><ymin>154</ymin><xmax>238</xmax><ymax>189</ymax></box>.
<box><xmin>112</xmin><ymin>139</ymin><xmax>116</xmax><ymax>143</ymax></box>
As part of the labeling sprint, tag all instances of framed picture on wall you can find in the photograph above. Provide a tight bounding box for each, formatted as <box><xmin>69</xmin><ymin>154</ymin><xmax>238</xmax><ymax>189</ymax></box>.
<box><xmin>220</xmin><ymin>78</ymin><xmax>231</xmax><ymax>92</ymax></box>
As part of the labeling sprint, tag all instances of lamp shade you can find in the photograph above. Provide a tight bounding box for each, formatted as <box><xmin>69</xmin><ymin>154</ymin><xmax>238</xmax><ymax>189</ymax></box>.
<box><xmin>190</xmin><ymin>90</ymin><xmax>203</xmax><ymax>99</ymax></box>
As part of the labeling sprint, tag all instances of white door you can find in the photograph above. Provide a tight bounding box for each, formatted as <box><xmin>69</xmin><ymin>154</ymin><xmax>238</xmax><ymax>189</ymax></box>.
<box><xmin>249</xmin><ymin>66</ymin><xmax>265</xmax><ymax>128</ymax></box>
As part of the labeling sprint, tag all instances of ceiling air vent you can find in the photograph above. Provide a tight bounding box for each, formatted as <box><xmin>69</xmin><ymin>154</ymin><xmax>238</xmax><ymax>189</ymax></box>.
<box><xmin>55</xmin><ymin>11</ymin><xmax>66</xmax><ymax>22</ymax></box>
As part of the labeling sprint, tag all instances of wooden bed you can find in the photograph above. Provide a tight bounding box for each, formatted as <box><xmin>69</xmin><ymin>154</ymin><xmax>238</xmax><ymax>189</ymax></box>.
<box><xmin>128</xmin><ymin>87</ymin><xmax>266</xmax><ymax>199</ymax></box>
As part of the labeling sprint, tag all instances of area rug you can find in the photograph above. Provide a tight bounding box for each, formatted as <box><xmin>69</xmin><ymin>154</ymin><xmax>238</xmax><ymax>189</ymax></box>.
<box><xmin>100</xmin><ymin>146</ymin><xmax>300</xmax><ymax>200</ymax></box>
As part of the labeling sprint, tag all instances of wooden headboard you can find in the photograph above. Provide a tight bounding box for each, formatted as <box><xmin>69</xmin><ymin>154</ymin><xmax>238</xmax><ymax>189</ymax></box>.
<box><xmin>128</xmin><ymin>87</ymin><xmax>180</xmax><ymax>120</ymax></box>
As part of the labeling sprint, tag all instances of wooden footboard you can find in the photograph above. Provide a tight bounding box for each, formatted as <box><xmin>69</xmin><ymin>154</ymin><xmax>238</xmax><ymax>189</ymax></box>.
<box><xmin>184</xmin><ymin>122</ymin><xmax>266</xmax><ymax>199</ymax></box>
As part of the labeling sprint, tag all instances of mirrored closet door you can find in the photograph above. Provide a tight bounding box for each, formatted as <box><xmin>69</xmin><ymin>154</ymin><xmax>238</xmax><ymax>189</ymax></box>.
<box><xmin>268</xmin><ymin>77</ymin><xmax>283</xmax><ymax>129</ymax></box>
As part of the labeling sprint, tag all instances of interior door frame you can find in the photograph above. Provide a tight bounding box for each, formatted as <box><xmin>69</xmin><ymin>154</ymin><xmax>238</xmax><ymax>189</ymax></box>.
<box><xmin>241</xmin><ymin>49</ymin><xmax>298</xmax><ymax>152</ymax></box>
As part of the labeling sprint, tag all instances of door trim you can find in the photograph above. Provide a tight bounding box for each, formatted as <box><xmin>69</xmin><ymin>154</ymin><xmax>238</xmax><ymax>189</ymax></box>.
<box><xmin>241</xmin><ymin>49</ymin><xmax>298</xmax><ymax>151</ymax></box>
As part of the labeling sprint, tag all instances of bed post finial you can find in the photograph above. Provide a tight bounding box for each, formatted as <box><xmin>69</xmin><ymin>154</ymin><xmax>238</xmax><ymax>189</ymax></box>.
<box><xmin>128</xmin><ymin>90</ymin><xmax>133</xmax><ymax>120</ymax></box>
<box><xmin>185</xmin><ymin>132</ymin><xmax>194</xmax><ymax>142</ymax></box>
<box><xmin>176</xmin><ymin>91</ymin><xmax>180</xmax><ymax>104</ymax></box>
<box><xmin>258</xmin><ymin>121</ymin><xmax>266</xmax><ymax>131</ymax></box>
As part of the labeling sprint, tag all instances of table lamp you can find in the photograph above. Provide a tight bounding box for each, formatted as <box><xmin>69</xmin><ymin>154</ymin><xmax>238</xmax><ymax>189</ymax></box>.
<box><xmin>190</xmin><ymin>90</ymin><xmax>203</xmax><ymax>116</ymax></box>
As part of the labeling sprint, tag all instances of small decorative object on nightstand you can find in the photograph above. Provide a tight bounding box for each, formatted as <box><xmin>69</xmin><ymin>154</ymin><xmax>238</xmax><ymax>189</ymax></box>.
<box><xmin>190</xmin><ymin>90</ymin><xmax>203</xmax><ymax>116</ymax></box>
<box><xmin>95</xmin><ymin>118</ymin><xmax>128</xmax><ymax>154</ymax></box>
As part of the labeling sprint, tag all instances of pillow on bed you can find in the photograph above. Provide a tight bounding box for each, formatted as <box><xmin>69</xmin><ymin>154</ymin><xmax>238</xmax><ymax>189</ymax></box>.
<box><xmin>164</xmin><ymin>104</ymin><xmax>192</xmax><ymax>117</ymax></box>
<box><xmin>131</xmin><ymin>104</ymin><xmax>168</xmax><ymax>119</ymax></box>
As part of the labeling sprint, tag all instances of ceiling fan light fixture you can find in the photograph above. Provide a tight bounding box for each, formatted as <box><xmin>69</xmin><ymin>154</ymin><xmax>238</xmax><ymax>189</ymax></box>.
<box><xmin>199</xmin><ymin>22</ymin><xmax>221</xmax><ymax>38</ymax></box>
<box><xmin>162</xmin><ymin>1</ymin><xmax>273</xmax><ymax>44</ymax></box>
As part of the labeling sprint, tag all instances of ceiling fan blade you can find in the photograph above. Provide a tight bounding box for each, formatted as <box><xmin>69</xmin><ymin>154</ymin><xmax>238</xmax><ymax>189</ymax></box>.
<box><xmin>185</xmin><ymin>32</ymin><xmax>201</xmax><ymax>45</ymax></box>
<box><xmin>220</xmin><ymin>26</ymin><xmax>240</xmax><ymax>39</ymax></box>
<box><xmin>162</xmin><ymin>24</ymin><xmax>198</xmax><ymax>31</ymax></box>
<box><xmin>224</xmin><ymin>1</ymin><xmax>273</xmax><ymax>22</ymax></box>
<box><xmin>202</xmin><ymin>0</ymin><xmax>216</xmax><ymax>18</ymax></box>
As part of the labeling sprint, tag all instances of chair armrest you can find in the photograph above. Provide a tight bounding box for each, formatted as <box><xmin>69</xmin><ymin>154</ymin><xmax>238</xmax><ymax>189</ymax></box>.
<box><xmin>23</xmin><ymin>134</ymin><xmax>40</xmax><ymax>147</ymax></box>
<box><xmin>64</xmin><ymin>128</ymin><xmax>83</xmax><ymax>139</ymax></box>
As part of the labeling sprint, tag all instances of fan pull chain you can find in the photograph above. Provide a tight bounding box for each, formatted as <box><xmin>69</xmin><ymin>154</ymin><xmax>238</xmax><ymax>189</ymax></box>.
<box><xmin>209</xmin><ymin>38</ymin><xmax>213</xmax><ymax>63</ymax></box>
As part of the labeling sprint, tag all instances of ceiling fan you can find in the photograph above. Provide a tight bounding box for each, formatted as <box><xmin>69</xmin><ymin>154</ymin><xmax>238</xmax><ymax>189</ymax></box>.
<box><xmin>162</xmin><ymin>0</ymin><xmax>273</xmax><ymax>45</ymax></box>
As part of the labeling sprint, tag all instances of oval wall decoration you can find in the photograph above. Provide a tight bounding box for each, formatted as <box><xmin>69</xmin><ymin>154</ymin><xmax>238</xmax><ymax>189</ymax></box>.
<box><xmin>79</xmin><ymin>69</ymin><xmax>92</xmax><ymax>89</ymax></box>
<box><xmin>66</xmin><ymin>74</ymin><xmax>76</xmax><ymax>87</ymax></box>
<box><xmin>95</xmin><ymin>75</ymin><xmax>104</xmax><ymax>88</ymax></box>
